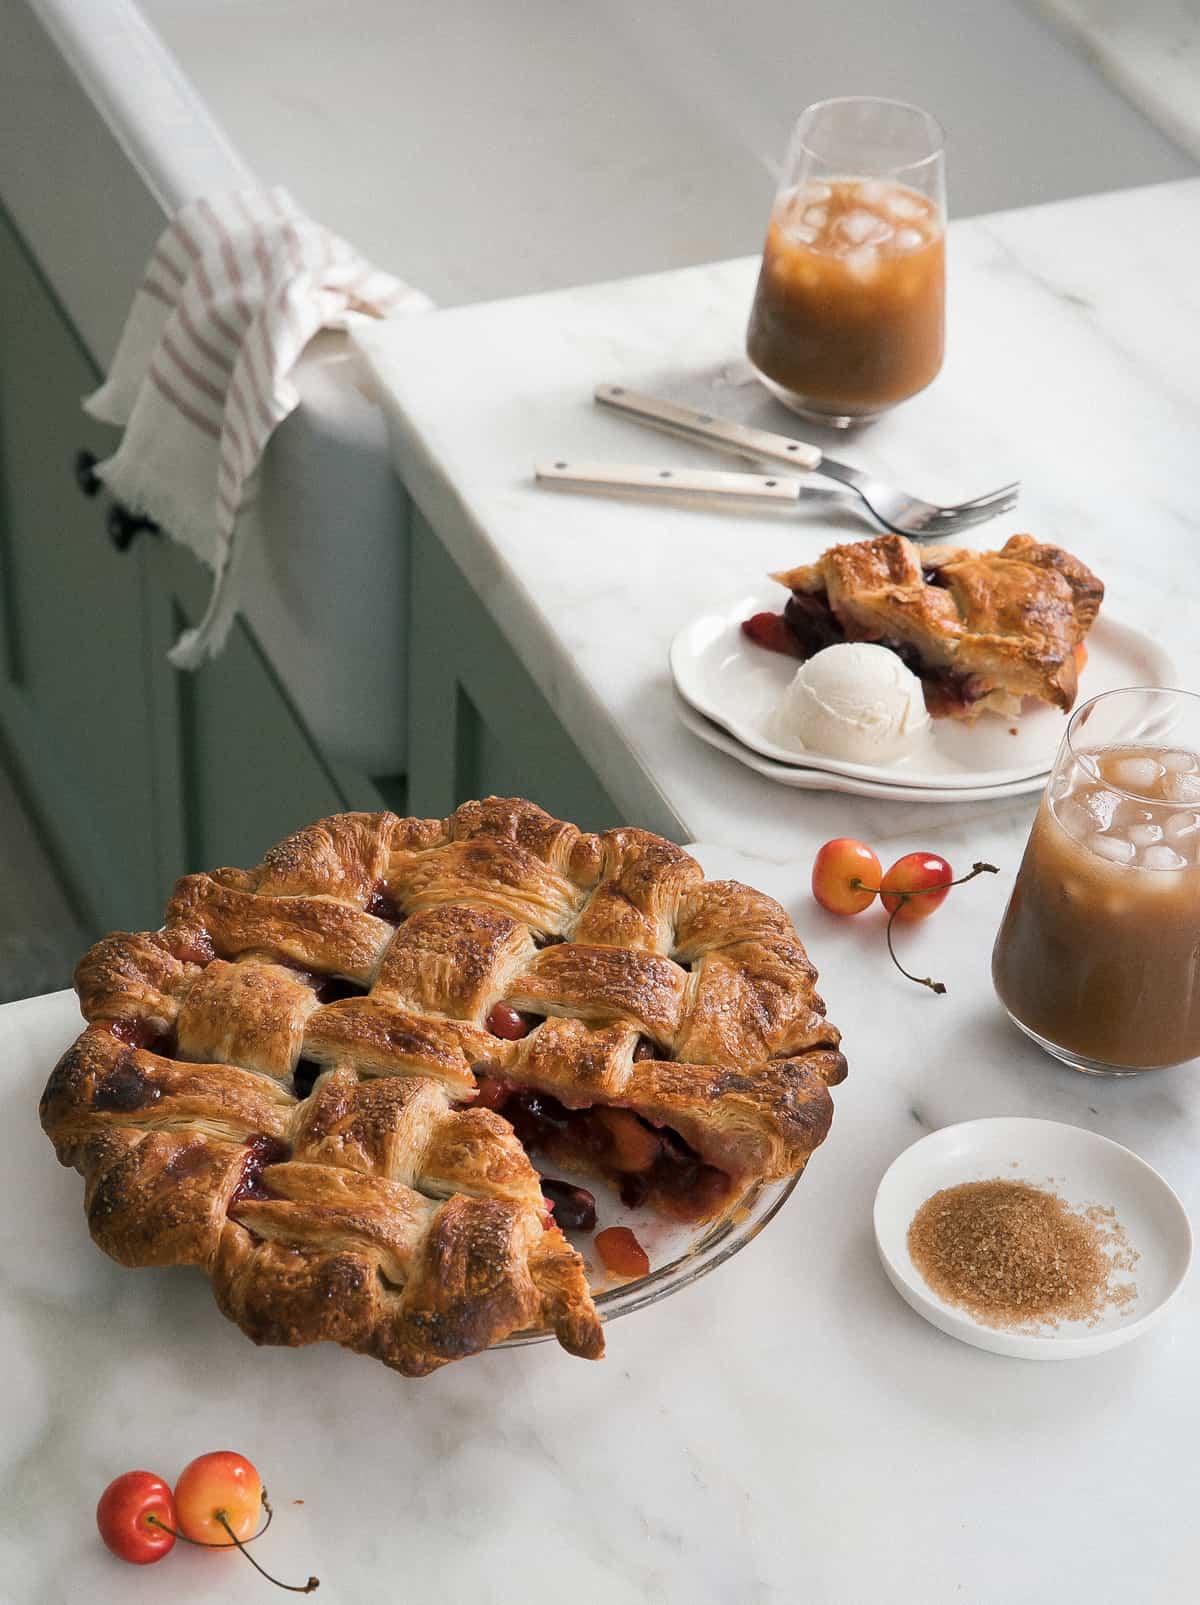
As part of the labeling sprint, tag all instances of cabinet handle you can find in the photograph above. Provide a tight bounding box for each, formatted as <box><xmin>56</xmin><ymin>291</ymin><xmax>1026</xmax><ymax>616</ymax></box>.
<box><xmin>75</xmin><ymin>448</ymin><xmax>102</xmax><ymax>498</ymax></box>
<box><xmin>107</xmin><ymin>503</ymin><xmax>159</xmax><ymax>552</ymax></box>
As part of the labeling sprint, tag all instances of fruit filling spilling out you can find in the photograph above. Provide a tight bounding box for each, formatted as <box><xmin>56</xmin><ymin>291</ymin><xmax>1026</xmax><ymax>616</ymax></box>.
<box><xmin>476</xmin><ymin>1078</ymin><xmax>732</xmax><ymax>1222</ymax></box>
<box><xmin>743</xmin><ymin>584</ymin><xmax>990</xmax><ymax>718</ymax></box>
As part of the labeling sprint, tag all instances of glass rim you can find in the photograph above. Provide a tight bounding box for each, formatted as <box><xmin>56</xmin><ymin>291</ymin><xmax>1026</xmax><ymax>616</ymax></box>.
<box><xmin>1064</xmin><ymin>684</ymin><xmax>1200</xmax><ymax>804</ymax></box>
<box><xmin>792</xmin><ymin>95</ymin><xmax>946</xmax><ymax>177</ymax></box>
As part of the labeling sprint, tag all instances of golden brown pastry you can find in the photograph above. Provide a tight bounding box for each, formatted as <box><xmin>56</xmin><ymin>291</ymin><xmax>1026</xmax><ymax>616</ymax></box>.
<box><xmin>41</xmin><ymin>800</ymin><xmax>844</xmax><ymax>1377</ymax></box>
<box><xmin>763</xmin><ymin>532</ymin><xmax>1103</xmax><ymax>718</ymax></box>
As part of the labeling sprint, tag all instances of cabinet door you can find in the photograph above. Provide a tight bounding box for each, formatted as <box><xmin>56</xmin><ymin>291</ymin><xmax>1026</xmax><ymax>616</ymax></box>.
<box><xmin>145</xmin><ymin>537</ymin><xmax>352</xmax><ymax>885</ymax></box>
<box><xmin>0</xmin><ymin>204</ymin><xmax>160</xmax><ymax>932</ymax></box>
<box><xmin>406</xmin><ymin>512</ymin><xmax>626</xmax><ymax>834</ymax></box>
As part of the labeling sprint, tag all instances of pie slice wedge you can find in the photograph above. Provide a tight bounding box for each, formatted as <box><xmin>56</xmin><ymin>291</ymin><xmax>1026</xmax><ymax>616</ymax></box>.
<box><xmin>749</xmin><ymin>532</ymin><xmax>1103</xmax><ymax>719</ymax></box>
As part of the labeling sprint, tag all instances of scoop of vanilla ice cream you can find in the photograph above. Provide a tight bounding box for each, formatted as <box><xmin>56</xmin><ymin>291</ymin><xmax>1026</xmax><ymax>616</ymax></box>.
<box><xmin>771</xmin><ymin>642</ymin><xmax>930</xmax><ymax>762</ymax></box>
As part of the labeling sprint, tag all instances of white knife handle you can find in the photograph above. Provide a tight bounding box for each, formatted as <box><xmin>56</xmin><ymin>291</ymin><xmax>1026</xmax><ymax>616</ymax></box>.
<box><xmin>594</xmin><ymin>384</ymin><xmax>824</xmax><ymax>473</ymax></box>
<box><xmin>535</xmin><ymin>459</ymin><xmax>803</xmax><ymax>504</ymax></box>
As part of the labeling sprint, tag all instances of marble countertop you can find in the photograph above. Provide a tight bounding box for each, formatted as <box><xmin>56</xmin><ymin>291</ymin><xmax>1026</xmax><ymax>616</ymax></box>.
<box><xmin>357</xmin><ymin>176</ymin><xmax>1200</xmax><ymax>857</ymax></box>
<box><xmin>5</xmin><ymin>835</ymin><xmax>1199</xmax><ymax>1604</ymax></box>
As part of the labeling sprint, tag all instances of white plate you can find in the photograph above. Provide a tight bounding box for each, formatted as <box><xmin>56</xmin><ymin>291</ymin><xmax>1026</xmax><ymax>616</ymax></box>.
<box><xmin>874</xmin><ymin>1118</ymin><xmax>1191</xmax><ymax>1359</ymax></box>
<box><xmin>670</xmin><ymin>586</ymin><xmax>1177</xmax><ymax>790</ymax></box>
<box><xmin>677</xmin><ymin>697</ymin><xmax>1048</xmax><ymax>802</ymax></box>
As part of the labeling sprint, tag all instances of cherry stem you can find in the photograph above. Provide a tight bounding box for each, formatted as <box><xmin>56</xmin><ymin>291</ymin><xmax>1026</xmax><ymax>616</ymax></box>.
<box><xmin>214</xmin><ymin>1509</ymin><xmax>319</xmax><ymax>1594</ymax></box>
<box><xmin>853</xmin><ymin>862</ymin><xmax>1000</xmax><ymax>996</ymax></box>
<box><xmin>885</xmin><ymin>902</ymin><xmax>947</xmax><ymax>995</ymax></box>
<box><xmin>849</xmin><ymin>861</ymin><xmax>999</xmax><ymax>900</ymax></box>
<box><xmin>147</xmin><ymin>1488</ymin><xmax>318</xmax><ymax>1593</ymax></box>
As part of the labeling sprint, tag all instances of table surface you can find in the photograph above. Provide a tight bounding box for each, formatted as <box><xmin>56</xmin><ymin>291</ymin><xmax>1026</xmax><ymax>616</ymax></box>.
<box><xmin>4</xmin><ymin>838</ymin><xmax>1200</xmax><ymax>1605</ymax></box>
<box><xmin>357</xmin><ymin>175</ymin><xmax>1200</xmax><ymax>858</ymax></box>
<box><xmin>8</xmin><ymin>180</ymin><xmax>1200</xmax><ymax>1603</ymax></box>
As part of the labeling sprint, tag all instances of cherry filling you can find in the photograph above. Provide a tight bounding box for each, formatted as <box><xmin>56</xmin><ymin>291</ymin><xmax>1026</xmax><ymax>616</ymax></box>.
<box><xmin>365</xmin><ymin>883</ymin><xmax>403</xmax><ymax>923</ymax></box>
<box><xmin>742</xmin><ymin>588</ymin><xmax>991</xmax><ymax>718</ymax></box>
<box><xmin>540</xmin><ymin>1178</ymin><xmax>597</xmax><ymax>1232</ymax></box>
<box><xmin>486</xmin><ymin>1002</ymin><xmax>539</xmax><ymax>1041</ymax></box>
<box><xmin>104</xmin><ymin>1018</ymin><xmax>176</xmax><ymax>1056</ymax></box>
<box><xmin>484</xmin><ymin>1083</ymin><xmax>731</xmax><ymax>1222</ymax></box>
<box><xmin>229</xmin><ymin>1134</ymin><xmax>291</xmax><ymax>1207</ymax></box>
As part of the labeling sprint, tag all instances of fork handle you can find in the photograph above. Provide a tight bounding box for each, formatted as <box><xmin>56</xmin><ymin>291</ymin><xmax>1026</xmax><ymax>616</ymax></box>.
<box><xmin>535</xmin><ymin>459</ymin><xmax>804</xmax><ymax>504</ymax></box>
<box><xmin>594</xmin><ymin>384</ymin><xmax>825</xmax><ymax>473</ymax></box>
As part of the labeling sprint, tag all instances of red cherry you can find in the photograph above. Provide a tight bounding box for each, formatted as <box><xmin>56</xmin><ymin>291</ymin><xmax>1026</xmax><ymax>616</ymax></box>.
<box><xmin>96</xmin><ymin>1471</ymin><xmax>177</xmax><ymax>1565</ymax></box>
<box><xmin>175</xmin><ymin>1451</ymin><xmax>262</xmax><ymax>1547</ymax></box>
<box><xmin>741</xmin><ymin>611</ymin><xmax>801</xmax><ymax>657</ymax></box>
<box><xmin>472</xmin><ymin>1074</ymin><xmax>510</xmax><ymax>1111</ymax></box>
<box><xmin>486</xmin><ymin>1002</ymin><xmax>532</xmax><ymax>1040</ymax></box>
<box><xmin>811</xmin><ymin>838</ymin><xmax>882</xmax><ymax>916</ymax></box>
<box><xmin>595</xmin><ymin>1226</ymin><xmax>651</xmax><ymax>1280</ymax></box>
<box><xmin>880</xmin><ymin>852</ymin><xmax>954</xmax><ymax>922</ymax></box>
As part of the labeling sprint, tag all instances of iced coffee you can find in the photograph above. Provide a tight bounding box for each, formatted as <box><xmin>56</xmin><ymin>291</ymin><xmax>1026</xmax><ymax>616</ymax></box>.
<box><xmin>993</xmin><ymin>737</ymin><xmax>1200</xmax><ymax>1073</ymax></box>
<box><xmin>746</xmin><ymin>177</ymin><xmax>945</xmax><ymax>420</ymax></box>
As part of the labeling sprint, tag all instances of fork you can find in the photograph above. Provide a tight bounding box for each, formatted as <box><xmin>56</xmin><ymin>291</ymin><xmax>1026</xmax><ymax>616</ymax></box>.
<box><xmin>589</xmin><ymin>384</ymin><xmax>1020</xmax><ymax>539</ymax></box>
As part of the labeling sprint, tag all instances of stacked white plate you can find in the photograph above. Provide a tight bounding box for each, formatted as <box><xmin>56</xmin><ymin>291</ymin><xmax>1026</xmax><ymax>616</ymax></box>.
<box><xmin>670</xmin><ymin>584</ymin><xmax>1177</xmax><ymax>803</ymax></box>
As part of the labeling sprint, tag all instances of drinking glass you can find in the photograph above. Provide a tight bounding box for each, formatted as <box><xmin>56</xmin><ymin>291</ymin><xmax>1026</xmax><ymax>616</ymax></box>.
<box><xmin>746</xmin><ymin>96</ymin><xmax>946</xmax><ymax>427</ymax></box>
<box><xmin>992</xmin><ymin>687</ymin><xmax>1200</xmax><ymax>1075</ymax></box>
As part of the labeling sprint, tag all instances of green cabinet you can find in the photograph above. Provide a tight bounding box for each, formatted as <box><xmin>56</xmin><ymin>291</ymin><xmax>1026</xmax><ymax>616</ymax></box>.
<box><xmin>0</xmin><ymin>204</ymin><xmax>159</xmax><ymax>931</ymax></box>
<box><xmin>407</xmin><ymin>510</ymin><xmax>621</xmax><ymax>834</ymax></box>
<box><xmin>0</xmin><ymin>203</ymin><xmax>389</xmax><ymax>938</ymax></box>
<box><xmin>144</xmin><ymin>538</ymin><xmax>352</xmax><ymax>875</ymax></box>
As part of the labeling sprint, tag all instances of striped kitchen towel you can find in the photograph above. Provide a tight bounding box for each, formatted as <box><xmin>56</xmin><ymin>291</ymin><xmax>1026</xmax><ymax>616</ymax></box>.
<box><xmin>85</xmin><ymin>186</ymin><xmax>430</xmax><ymax>668</ymax></box>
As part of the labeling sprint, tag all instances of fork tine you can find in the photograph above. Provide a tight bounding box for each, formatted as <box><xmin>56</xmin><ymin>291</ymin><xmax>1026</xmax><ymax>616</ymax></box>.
<box><xmin>921</xmin><ymin>505</ymin><xmax>1017</xmax><ymax>537</ymax></box>
<box><xmin>941</xmin><ymin>482</ymin><xmax>1021</xmax><ymax>514</ymax></box>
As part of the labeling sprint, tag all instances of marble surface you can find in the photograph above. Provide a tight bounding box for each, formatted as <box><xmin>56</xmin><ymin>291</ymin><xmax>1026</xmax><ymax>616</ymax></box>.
<box><xmin>136</xmin><ymin>0</ymin><xmax>1194</xmax><ymax>307</ymax></box>
<box><xmin>1028</xmin><ymin>0</ymin><xmax>1200</xmax><ymax>162</ymax></box>
<box><xmin>4</xmin><ymin>835</ymin><xmax>1199</xmax><ymax>1604</ymax></box>
<box><xmin>357</xmin><ymin>176</ymin><xmax>1200</xmax><ymax>858</ymax></box>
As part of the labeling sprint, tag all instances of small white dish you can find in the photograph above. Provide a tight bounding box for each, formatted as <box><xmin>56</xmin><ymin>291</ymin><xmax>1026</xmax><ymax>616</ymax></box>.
<box><xmin>874</xmin><ymin>1117</ymin><xmax>1191</xmax><ymax>1360</ymax></box>
<box><xmin>670</xmin><ymin>586</ymin><xmax>1177</xmax><ymax>790</ymax></box>
<box><xmin>676</xmin><ymin>698</ymin><xmax>1047</xmax><ymax>802</ymax></box>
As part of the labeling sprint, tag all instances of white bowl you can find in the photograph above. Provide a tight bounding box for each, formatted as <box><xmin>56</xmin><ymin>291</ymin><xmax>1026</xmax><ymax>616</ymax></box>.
<box><xmin>873</xmin><ymin>1117</ymin><xmax>1191</xmax><ymax>1359</ymax></box>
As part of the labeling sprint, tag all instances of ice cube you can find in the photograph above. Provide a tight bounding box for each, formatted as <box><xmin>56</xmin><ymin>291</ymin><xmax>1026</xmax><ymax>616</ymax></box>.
<box><xmin>1076</xmin><ymin>752</ymin><xmax>1102</xmax><ymax>784</ymax></box>
<box><xmin>894</xmin><ymin>227</ymin><xmax>925</xmax><ymax>252</ymax></box>
<box><xmin>802</xmin><ymin>205</ymin><xmax>829</xmax><ymax>228</ymax></box>
<box><xmin>1140</xmin><ymin>844</ymin><xmax>1187</xmax><ymax>871</ymax></box>
<box><xmin>1091</xmin><ymin>835</ymin><xmax>1135</xmax><ymax>866</ymax></box>
<box><xmin>837</xmin><ymin>209</ymin><xmax>890</xmax><ymax>246</ymax></box>
<box><xmin>843</xmin><ymin>246</ymin><xmax>880</xmax><ymax>281</ymax></box>
<box><xmin>795</xmin><ymin>181</ymin><xmax>832</xmax><ymax>205</ymax></box>
<box><xmin>1164</xmin><ymin>811</ymin><xmax>1200</xmax><ymax>846</ymax></box>
<box><xmin>1160</xmin><ymin>750</ymin><xmax>1197</xmax><ymax>773</ymax></box>
<box><xmin>1164</xmin><ymin>771</ymin><xmax>1200</xmax><ymax>804</ymax></box>
<box><xmin>1109</xmin><ymin>756</ymin><xmax>1165</xmax><ymax>794</ymax></box>
<box><xmin>885</xmin><ymin>187</ymin><xmax>927</xmax><ymax>221</ymax></box>
<box><xmin>1126</xmin><ymin>822</ymin><xmax>1163</xmax><ymax>849</ymax></box>
<box><xmin>1078</xmin><ymin>787</ymin><xmax>1121</xmax><ymax>831</ymax></box>
<box><xmin>1054</xmin><ymin>799</ymin><xmax>1091</xmax><ymax>840</ymax></box>
<box><xmin>784</xmin><ymin>222</ymin><xmax>818</xmax><ymax>245</ymax></box>
<box><xmin>856</xmin><ymin>178</ymin><xmax>889</xmax><ymax>207</ymax></box>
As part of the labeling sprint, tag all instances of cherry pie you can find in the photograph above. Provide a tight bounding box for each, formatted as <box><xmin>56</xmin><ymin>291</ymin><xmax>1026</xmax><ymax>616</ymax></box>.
<box><xmin>745</xmin><ymin>532</ymin><xmax>1104</xmax><ymax>718</ymax></box>
<box><xmin>41</xmin><ymin>799</ymin><xmax>845</xmax><ymax>1376</ymax></box>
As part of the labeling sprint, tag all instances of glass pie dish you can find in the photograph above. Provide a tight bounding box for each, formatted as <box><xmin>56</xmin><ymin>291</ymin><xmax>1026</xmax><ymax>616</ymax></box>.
<box><xmin>500</xmin><ymin>1168</ymin><xmax>800</xmax><ymax>1346</ymax></box>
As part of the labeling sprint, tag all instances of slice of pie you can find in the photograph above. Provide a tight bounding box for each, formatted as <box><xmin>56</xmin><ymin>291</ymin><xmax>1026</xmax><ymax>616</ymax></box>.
<box><xmin>744</xmin><ymin>532</ymin><xmax>1104</xmax><ymax>719</ymax></box>
<box><xmin>41</xmin><ymin>799</ymin><xmax>845</xmax><ymax>1376</ymax></box>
